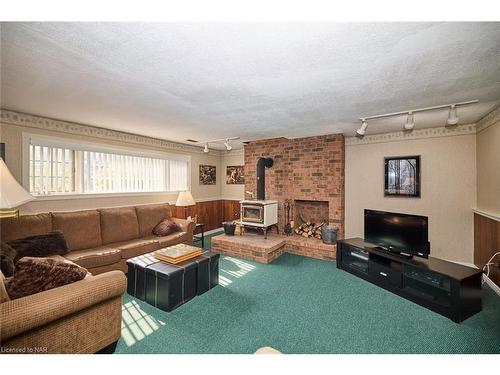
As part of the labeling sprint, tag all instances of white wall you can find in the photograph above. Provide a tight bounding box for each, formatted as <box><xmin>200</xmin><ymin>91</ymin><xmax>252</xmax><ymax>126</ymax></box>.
<box><xmin>1</xmin><ymin>110</ymin><xmax>488</xmax><ymax>265</ymax></box>
<box><xmin>220</xmin><ymin>151</ymin><xmax>245</xmax><ymax>200</ymax></box>
<box><xmin>476</xmin><ymin>108</ymin><xmax>500</xmax><ymax>216</ymax></box>
<box><xmin>0</xmin><ymin>115</ymin><xmax>224</xmax><ymax>214</ymax></box>
<box><xmin>345</xmin><ymin>132</ymin><xmax>476</xmax><ymax>263</ymax></box>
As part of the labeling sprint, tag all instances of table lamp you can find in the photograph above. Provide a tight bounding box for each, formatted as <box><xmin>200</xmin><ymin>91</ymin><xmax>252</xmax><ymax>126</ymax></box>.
<box><xmin>0</xmin><ymin>157</ymin><xmax>35</xmax><ymax>218</ymax></box>
<box><xmin>176</xmin><ymin>191</ymin><xmax>195</xmax><ymax>220</ymax></box>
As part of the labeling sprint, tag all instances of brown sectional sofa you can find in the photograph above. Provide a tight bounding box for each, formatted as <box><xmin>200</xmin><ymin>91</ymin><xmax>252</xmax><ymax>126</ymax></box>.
<box><xmin>0</xmin><ymin>203</ymin><xmax>196</xmax><ymax>275</ymax></box>
<box><xmin>0</xmin><ymin>203</ymin><xmax>195</xmax><ymax>353</ymax></box>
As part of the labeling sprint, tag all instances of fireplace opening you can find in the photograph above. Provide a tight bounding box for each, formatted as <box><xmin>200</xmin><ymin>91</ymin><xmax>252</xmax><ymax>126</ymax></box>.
<box><xmin>293</xmin><ymin>200</ymin><xmax>329</xmax><ymax>239</ymax></box>
<box><xmin>242</xmin><ymin>204</ymin><xmax>264</xmax><ymax>223</ymax></box>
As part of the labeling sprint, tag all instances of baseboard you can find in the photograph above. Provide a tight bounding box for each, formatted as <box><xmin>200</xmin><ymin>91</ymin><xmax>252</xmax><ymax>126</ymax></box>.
<box><xmin>447</xmin><ymin>260</ymin><xmax>478</xmax><ymax>268</ymax></box>
<box><xmin>442</xmin><ymin>259</ymin><xmax>500</xmax><ymax>297</ymax></box>
<box><xmin>483</xmin><ymin>274</ymin><xmax>500</xmax><ymax>296</ymax></box>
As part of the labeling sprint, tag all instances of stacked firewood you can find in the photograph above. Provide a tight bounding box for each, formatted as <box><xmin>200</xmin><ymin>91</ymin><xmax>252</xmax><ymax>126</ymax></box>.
<box><xmin>294</xmin><ymin>222</ymin><xmax>324</xmax><ymax>239</ymax></box>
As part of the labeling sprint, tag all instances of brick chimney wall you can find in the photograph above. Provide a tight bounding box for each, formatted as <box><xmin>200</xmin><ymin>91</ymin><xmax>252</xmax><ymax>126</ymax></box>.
<box><xmin>244</xmin><ymin>134</ymin><xmax>345</xmax><ymax>239</ymax></box>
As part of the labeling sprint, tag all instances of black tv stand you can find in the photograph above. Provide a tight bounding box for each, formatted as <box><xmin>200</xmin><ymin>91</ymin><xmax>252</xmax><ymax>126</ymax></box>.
<box><xmin>337</xmin><ymin>238</ymin><xmax>483</xmax><ymax>323</ymax></box>
<box><xmin>370</xmin><ymin>246</ymin><xmax>413</xmax><ymax>260</ymax></box>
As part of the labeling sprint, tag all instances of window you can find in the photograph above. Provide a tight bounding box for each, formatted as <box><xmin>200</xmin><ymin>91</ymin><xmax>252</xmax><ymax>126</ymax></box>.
<box><xmin>29</xmin><ymin>144</ymin><xmax>75</xmax><ymax>194</ymax></box>
<box><xmin>27</xmin><ymin>136</ymin><xmax>189</xmax><ymax>196</ymax></box>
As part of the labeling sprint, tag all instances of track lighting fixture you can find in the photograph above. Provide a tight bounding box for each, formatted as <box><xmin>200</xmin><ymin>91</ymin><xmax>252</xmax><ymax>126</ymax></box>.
<box><xmin>356</xmin><ymin>119</ymin><xmax>368</xmax><ymax>136</ymax></box>
<box><xmin>199</xmin><ymin>137</ymin><xmax>239</xmax><ymax>152</ymax></box>
<box><xmin>356</xmin><ymin>100</ymin><xmax>477</xmax><ymax>136</ymax></box>
<box><xmin>404</xmin><ymin>112</ymin><xmax>415</xmax><ymax>131</ymax></box>
<box><xmin>447</xmin><ymin>105</ymin><xmax>459</xmax><ymax>126</ymax></box>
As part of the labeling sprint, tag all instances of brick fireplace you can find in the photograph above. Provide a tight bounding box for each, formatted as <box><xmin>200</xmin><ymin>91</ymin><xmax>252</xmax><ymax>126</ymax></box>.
<box><xmin>243</xmin><ymin>134</ymin><xmax>345</xmax><ymax>260</ymax></box>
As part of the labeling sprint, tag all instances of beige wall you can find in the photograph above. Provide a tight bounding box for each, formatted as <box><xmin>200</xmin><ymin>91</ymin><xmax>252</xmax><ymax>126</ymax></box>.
<box><xmin>220</xmin><ymin>151</ymin><xmax>245</xmax><ymax>200</ymax></box>
<box><xmin>0</xmin><ymin>119</ymin><xmax>223</xmax><ymax>214</ymax></box>
<box><xmin>476</xmin><ymin>112</ymin><xmax>500</xmax><ymax>216</ymax></box>
<box><xmin>2</xmin><ymin>109</ymin><xmax>494</xmax><ymax>265</ymax></box>
<box><xmin>345</xmin><ymin>133</ymin><xmax>477</xmax><ymax>263</ymax></box>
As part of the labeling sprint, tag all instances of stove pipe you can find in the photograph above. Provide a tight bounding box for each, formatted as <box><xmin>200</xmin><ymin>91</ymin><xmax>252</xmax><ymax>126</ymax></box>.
<box><xmin>256</xmin><ymin>157</ymin><xmax>273</xmax><ymax>200</ymax></box>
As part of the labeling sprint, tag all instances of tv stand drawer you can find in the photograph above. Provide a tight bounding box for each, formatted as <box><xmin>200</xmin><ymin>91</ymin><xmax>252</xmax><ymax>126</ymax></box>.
<box><xmin>369</xmin><ymin>260</ymin><xmax>402</xmax><ymax>288</ymax></box>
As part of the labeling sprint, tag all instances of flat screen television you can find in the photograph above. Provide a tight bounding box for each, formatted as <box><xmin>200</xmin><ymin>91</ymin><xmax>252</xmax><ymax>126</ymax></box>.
<box><xmin>364</xmin><ymin>209</ymin><xmax>430</xmax><ymax>258</ymax></box>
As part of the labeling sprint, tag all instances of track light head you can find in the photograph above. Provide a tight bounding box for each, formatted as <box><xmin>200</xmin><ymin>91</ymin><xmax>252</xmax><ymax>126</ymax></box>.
<box><xmin>356</xmin><ymin>119</ymin><xmax>368</xmax><ymax>137</ymax></box>
<box><xmin>447</xmin><ymin>105</ymin><xmax>459</xmax><ymax>126</ymax></box>
<box><xmin>404</xmin><ymin>112</ymin><xmax>415</xmax><ymax>131</ymax></box>
<box><xmin>224</xmin><ymin>139</ymin><xmax>232</xmax><ymax>151</ymax></box>
<box><xmin>203</xmin><ymin>143</ymin><xmax>209</xmax><ymax>153</ymax></box>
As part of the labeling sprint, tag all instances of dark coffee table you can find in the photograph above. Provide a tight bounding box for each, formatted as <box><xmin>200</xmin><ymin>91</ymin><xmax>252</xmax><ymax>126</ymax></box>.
<box><xmin>126</xmin><ymin>250</ymin><xmax>219</xmax><ymax>312</ymax></box>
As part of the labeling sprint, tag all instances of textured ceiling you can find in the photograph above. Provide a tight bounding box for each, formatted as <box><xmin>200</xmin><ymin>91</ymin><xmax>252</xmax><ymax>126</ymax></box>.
<box><xmin>1</xmin><ymin>22</ymin><xmax>500</xmax><ymax>150</ymax></box>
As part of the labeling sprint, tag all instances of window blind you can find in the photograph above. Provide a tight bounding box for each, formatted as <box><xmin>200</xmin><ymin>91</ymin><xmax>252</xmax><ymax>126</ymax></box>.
<box><xmin>29</xmin><ymin>144</ymin><xmax>75</xmax><ymax>194</ymax></box>
<box><xmin>28</xmin><ymin>137</ymin><xmax>190</xmax><ymax>196</ymax></box>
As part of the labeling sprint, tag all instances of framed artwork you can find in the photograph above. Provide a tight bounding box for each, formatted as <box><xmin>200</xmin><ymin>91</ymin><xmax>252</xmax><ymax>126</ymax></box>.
<box><xmin>199</xmin><ymin>165</ymin><xmax>216</xmax><ymax>185</ymax></box>
<box><xmin>384</xmin><ymin>156</ymin><xmax>420</xmax><ymax>197</ymax></box>
<box><xmin>226</xmin><ymin>165</ymin><xmax>245</xmax><ymax>184</ymax></box>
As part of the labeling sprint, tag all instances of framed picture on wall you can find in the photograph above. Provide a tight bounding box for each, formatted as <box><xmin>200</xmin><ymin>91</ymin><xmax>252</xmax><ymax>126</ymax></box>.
<box><xmin>226</xmin><ymin>165</ymin><xmax>244</xmax><ymax>184</ymax></box>
<box><xmin>384</xmin><ymin>155</ymin><xmax>420</xmax><ymax>197</ymax></box>
<box><xmin>199</xmin><ymin>165</ymin><xmax>216</xmax><ymax>185</ymax></box>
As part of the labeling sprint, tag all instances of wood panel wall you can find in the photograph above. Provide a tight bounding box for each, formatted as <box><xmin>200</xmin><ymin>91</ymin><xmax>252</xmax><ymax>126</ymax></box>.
<box><xmin>170</xmin><ymin>200</ymin><xmax>240</xmax><ymax>232</ymax></box>
<box><xmin>474</xmin><ymin>213</ymin><xmax>500</xmax><ymax>287</ymax></box>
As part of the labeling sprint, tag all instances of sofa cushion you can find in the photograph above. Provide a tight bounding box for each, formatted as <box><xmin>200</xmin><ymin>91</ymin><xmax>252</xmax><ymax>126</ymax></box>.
<box><xmin>1</xmin><ymin>242</ymin><xmax>17</xmax><ymax>277</ymax></box>
<box><xmin>52</xmin><ymin>210</ymin><xmax>102</xmax><ymax>251</ymax></box>
<box><xmin>7</xmin><ymin>231</ymin><xmax>69</xmax><ymax>263</ymax></box>
<box><xmin>110</xmin><ymin>231</ymin><xmax>187</xmax><ymax>260</ymax></box>
<box><xmin>135</xmin><ymin>203</ymin><xmax>172</xmax><ymax>237</ymax></box>
<box><xmin>86</xmin><ymin>259</ymin><xmax>128</xmax><ymax>275</ymax></box>
<box><xmin>64</xmin><ymin>246</ymin><xmax>122</xmax><ymax>269</ymax></box>
<box><xmin>0</xmin><ymin>213</ymin><xmax>52</xmax><ymax>243</ymax></box>
<box><xmin>109</xmin><ymin>238</ymin><xmax>162</xmax><ymax>259</ymax></box>
<box><xmin>5</xmin><ymin>257</ymin><xmax>88</xmax><ymax>300</ymax></box>
<box><xmin>148</xmin><ymin>232</ymin><xmax>188</xmax><ymax>248</ymax></box>
<box><xmin>99</xmin><ymin>207</ymin><xmax>140</xmax><ymax>244</ymax></box>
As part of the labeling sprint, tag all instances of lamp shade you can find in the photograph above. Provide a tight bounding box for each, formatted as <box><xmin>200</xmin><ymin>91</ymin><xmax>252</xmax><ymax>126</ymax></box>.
<box><xmin>0</xmin><ymin>158</ymin><xmax>34</xmax><ymax>209</ymax></box>
<box><xmin>175</xmin><ymin>191</ymin><xmax>195</xmax><ymax>207</ymax></box>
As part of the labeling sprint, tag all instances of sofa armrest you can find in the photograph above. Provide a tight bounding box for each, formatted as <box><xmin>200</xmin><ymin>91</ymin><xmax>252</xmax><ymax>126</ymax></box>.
<box><xmin>172</xmin><ymin>218</ymin><xmax>196</xmax><ymax>235</ymax></box>
<box><xmin>171</xmin><ymin>218</ymin><xmax>196</xmax><ymax>246</ymax></box>
<box><xmin>0</xmin><ymin>270</ymin><xmax>126</xmax><ymax>341</ymax></box>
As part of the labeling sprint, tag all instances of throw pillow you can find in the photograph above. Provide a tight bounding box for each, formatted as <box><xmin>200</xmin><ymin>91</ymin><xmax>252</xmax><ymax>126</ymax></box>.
<box><xmin>152</xmin><ymin>218</ymin><xmax>180</xmax><ymax>236</ymax></box>
<box><xmin>5</xmin><ymin>257</ymin><xmax>88</xmax><ymax>300</ymax></box>
<box><xmin>0</xmin><ymin>242</ymin><xmax>17</xmax><ymax>277</ymax></box>
<box><xmin>0</xmin><ymin>271</ymin><xmax>11</xmax><ymax>303</ymax></box>
<box><xmin>6</xmin><ymin>231</ymin><xmax>69</xmax><ymax>263</ymax></box>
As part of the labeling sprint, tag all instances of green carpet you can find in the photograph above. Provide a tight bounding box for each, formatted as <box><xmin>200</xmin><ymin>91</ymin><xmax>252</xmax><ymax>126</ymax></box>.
<box><xmin>116</xmin><ymin>232</ymin><xmax>500</xmax><ymax>354</ymax></box>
